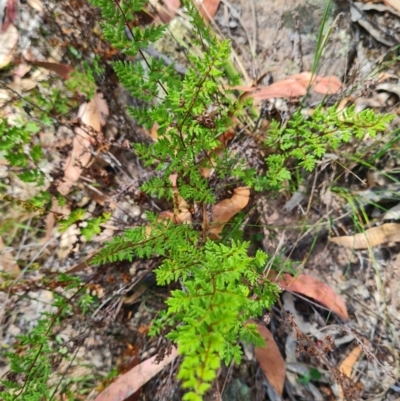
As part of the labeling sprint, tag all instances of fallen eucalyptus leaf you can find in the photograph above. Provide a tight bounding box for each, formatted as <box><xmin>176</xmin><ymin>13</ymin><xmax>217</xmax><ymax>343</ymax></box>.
<box><xmin>94</xmin><ymin>347</ymin><xmax>178</xmax><ymax>401</ymax></box>
<box><xmin>330</xmin><ymin>223</ymin><xmax>400</xmax><ymax>249</ymax></box>
<box><xmin>338</xmin><ymin>345</ymin><xmax>361</xmax><ymax>400</ymax></box>
<box><xmin>255</xmin><ymin>325</ymin><xmax>286</xmax><ymax>396</ymax></box>
<box><xmin>209</xmin><ymin>187</ymin><xmax>250</xmax><ymax>239</ymax></box>
<box><xmin>0</xmin><ymin>23</ymin><xmax>17</xmax><ymax>67</ymax></box>
<box><xmin>235</xmin><ymin>72</ymin><xmax>341</xmax><ymax>100</ymax></box>
<box><xmin>30</xmin><ymin>60</ymin><xmax>75</xmax><ymax>80</ymax></box>
<box><xmin>277</xmin><ymin>273</ymin><xmax>349</xmax><ymax>320</ymax></box>
<box><xmin>196</xmin><ymin>0</ymin><xmax>221</xmax><ymax>21</ymax></box>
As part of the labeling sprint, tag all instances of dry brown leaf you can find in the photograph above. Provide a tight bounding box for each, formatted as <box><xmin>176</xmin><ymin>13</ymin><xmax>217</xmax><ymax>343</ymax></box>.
<box><xmin>94</xmin><ymin>347</ymin><xmax>178</xmax><ymax>401</ymax></box>
<box><xmin>58</xmin><ymin>126</ymin><xmax>91</xmax><ymax>196</ymax></box>
<box><xmin>339</xmin><ymin>345</ymin><xmax>361</xmax><ymax>377</ymax></box>
<box><xmin>384</xmin><ymin>0</ymin><xmax>400</xmax><ymax>12</ymax></box>
<box><xmin>58</xmin><ymin>93</ymin><xmax>109</xmax><ymax>196</ymax></box>
<box><xmin>255</xmin><ymin>324</ymin><xmax>286</xmax><ymax>396</ymax></box>
<box><xmin>150</xmin><ymin>122</ymin><xmax>159</xmax><ymax>141</ymax></box>
<box><xmin>330</xmin><ymin>223</ymin><xmax>400</xmax><ymax>249</ymax></box>
<box><xmin>0</xmin><ymin>0</ymin><xmax>17</xmax><ymax>32</ymax></box>
<box><xmin>0</xmin><ymin>236</ymin><xmax>20</xmax><ymax>279</ymax></box>
<box><xmin>58</xmin><ymin>224</ymin><xmax>80</xmax><ymax>259</ymax></box>
<box><xmin>338</xmin><ymin>345</ymin><xmax>362</xmax><ymax>400</ymax></box>
<box><xmin>93</xmin><ymin>91</ymin><xmax>109</xmax><ymax>127</ymax></box>
<box><xmin>30</xmin><ymin>60</ymin><xmax>74</xmax><ymax>80</ymax></box>
<box><xmin>277</xmin><ymin>273</ymin><xmax>349</xmax><ymax>320</ymax></box>
<box><xmin>235</xmin><ymin>72</ymin><xmax>342</xmax><ymax>100</ymax></box>
<box><xmin>209</xmin><ymin>187</ymin><xmax>250</xmax><ymax>239</ymax></box>
<box><xmin>312</xmin><ymin>75</ymin><xmax>342</xmax><ymax>94</ymax></box>
<box><xmin>196</xmin><ymin>0</ymin><xmax>220</xmax><ymax>21</ymax></box>
<box><xmin>169</xmin><ymin>174</ymin><xmax>192</xmax><ymax>224</ymax></box>
<box><xmin>0</xmin><ymin>78</ymin><xmax>37</xmax><ymax>105</ymax></box>
<box><xmin>43</xmin><ymin>210</ymin><xmax>55</xmax><ymax>243</ymax></box>
<box><xmin>200</xmin><ymin>130</ymin><xmax>235</xmax><ymax>178</ymax></box>
<box><xmin>145</xmin><ymin>210</ymin><xmax>175</xmax><ymax>238</ymax></box>
<box><xmin>27</xmin><ymin>0</ymin><xmax>43</xmax><ymax>12</ymax></box>
<box><xmin>156</xmin><ymin>0</ymin><xmax>180</xmax><ymax>22</ymax></box>
<box><xmin>0</xmin><ymin>24</ymin><xmax>19</xmax><ymax>68</ymax></box>
<box><xmin>9</xmin><ymin>79</ymin><xmax>37</xmax><ymax>93</ymax></box>
<box><xmin>13</xmin><ymin>63</ymin><xmax>32</xmax><ymax>81</ymax></box>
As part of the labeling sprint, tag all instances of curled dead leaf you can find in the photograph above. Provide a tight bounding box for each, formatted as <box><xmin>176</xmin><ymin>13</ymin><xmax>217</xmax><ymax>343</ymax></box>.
<box><xmin>209</xmin><ymin>187</ymin><xmax>250</xmax><ymax>239</ymax></box>
<box><xmin>277</xmin><ymin>273</ymin><xmax>349</xmax><ymax>320</ymax></box>
<box><xmin>255</xmin><ymin>324</ymin><xmax>286</xmax><ymax>396</ymax></box>
<box><xmin>330</xmin><ymin>223</ymin><xmax>400</xmax><ymax>249</ymax></box>
<box><xmin>94</xmin><ymin>347</ymin><xmax>178</xmax><ymax>401</ymax></box>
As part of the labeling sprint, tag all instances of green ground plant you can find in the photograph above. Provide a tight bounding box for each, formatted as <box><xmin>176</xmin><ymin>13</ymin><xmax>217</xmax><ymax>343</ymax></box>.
<box><xmin>0</xmin><ymin>0</ymin><xmax>396</xmax><ymax>400</ymax></box>
<box><xmin>86</xmin><ymin>0</ymin><xmax>394</xmax><ymax>399</ymax></box>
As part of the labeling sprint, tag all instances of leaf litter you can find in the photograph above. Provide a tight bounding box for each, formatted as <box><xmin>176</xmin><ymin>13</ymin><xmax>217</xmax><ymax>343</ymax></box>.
<box><xmin>1</xmin><ymin>0</ymin><xmax>400</xmax><ymax>399</ymax></box>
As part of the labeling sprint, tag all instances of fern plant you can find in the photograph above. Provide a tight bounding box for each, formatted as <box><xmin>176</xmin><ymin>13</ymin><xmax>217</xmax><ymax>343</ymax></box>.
<box><xmin>88</xmin><ymin>0</ymin><xmax>280</xmax><ymax>399</ymax></box>
<box><xmin>94</xmin><ymin>217</ymin><xmax>279</xmax><ymax>399</ymax></box>
<box><xmin>265</xmin><ymin>105</ymin><xmax>394</xmax><ymax>188</ymax></box>
<box><xmin>87</xmin><ymin>0</ymin><xmax>396</xmax><ymax>399</ymax></box>
<box><xmin>0</xmin><ymin>274</ymin><xmax>95</xmax><ymax>401</ymax></box>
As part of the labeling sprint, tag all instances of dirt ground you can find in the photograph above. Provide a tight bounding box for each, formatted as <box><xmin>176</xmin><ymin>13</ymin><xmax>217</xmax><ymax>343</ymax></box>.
<box><xmin>1</xmin><ymin>0</ymin><xmax>400</xmax><ymax>400</ymax></box>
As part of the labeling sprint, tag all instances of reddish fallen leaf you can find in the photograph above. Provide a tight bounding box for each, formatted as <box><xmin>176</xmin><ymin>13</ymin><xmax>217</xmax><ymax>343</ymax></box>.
<box><xmin>312</xmin><ymin>75</ymin><xmax>342</xmax><ymax>95</ymax></box>
<box><xmin>255</xmin><ymin>324</ymin><xmax>286</xmax><ymax>396</ymax></box>
<box><xmin>30</xmin><ymin>60</ymin><xmax>74</xmax><ymax>80</ymax></box>
<box><xmin>1</xmin><ymin>0</ymin><xmax>18</xmax><ymax>32</ymax></box>
<box><xmin>157</xmin><ymin>0</ymin><xmax>180</xmax><ymax>23</ymax></box>
<box><xmin>235</xmin><ymin>72</ymin><xmax>342</xmax><ymax>100</ymax></box>
<box><xmin>196</xmin><ymin>0</ymin><xmax>220</xmax><ymax>21</ymax></box>
<box><xmin>94</xmin><ymin>347</ymin><xmax>178</xmax><ymax>401</ymax></box>
<box><xmin>277</xmin><ymin>273</ymin><xmax>349</xmax><ymax>320</ymax></box>
<box><xmin>209</xmin><ymin>187</ymin><xmax>250</xmax><ymax>239</ymax></box>
<box><xmin>119</xmin><ymin>344</ymin><xmax>141</xmax><ymax>401</ymax></box>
